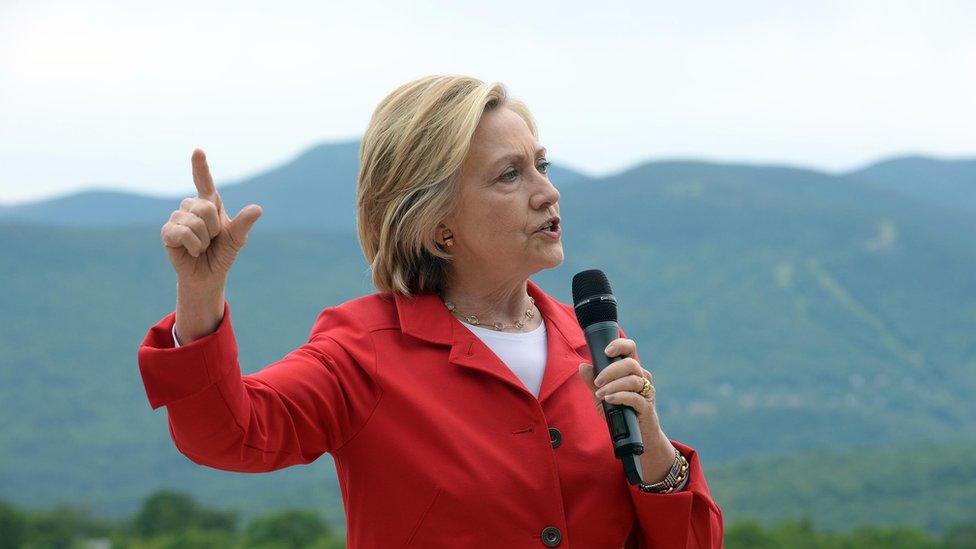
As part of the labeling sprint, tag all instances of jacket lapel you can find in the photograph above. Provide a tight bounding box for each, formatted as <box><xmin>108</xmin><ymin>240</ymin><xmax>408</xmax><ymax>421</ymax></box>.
<box><xmin>394</xmin><ymin>279</ymin><xmax>589</xmax><ymax>404</ymax></box>
<box><xmin>531</xmin><ymin>279</ymin><xmax>591</xmax><ymax>404</ymax></box>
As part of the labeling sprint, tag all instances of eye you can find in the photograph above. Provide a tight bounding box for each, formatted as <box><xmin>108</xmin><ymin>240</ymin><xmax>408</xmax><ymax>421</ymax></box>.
<box><xmin>499</xmin><ymin>168</ymin><xmax>519</xmax><ymax>182</ymax></box>
<box><xmin>499</xmin><ymin>160</ymin><xmax>551</xmax><ymax>183</ymax></box>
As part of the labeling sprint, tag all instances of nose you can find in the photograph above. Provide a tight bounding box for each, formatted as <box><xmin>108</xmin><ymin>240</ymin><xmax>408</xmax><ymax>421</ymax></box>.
<box><xmin>531</xmin><ymin>170</ymin><xmax>560</xmax><ymax>212</ymax></box>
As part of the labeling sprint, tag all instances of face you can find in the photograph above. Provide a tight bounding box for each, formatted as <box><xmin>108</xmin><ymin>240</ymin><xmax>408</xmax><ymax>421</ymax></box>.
<box><xmin>439</xmin><ymin>106</ymin><xmax>563</xmax><ymax>284</ymax></box>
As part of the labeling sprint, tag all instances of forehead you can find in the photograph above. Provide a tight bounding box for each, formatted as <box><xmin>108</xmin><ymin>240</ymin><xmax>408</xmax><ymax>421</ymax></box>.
<box><xmin>467</xmin><ymin>107</ymin><xmax>539</xmax><ymax>167</ymax></box>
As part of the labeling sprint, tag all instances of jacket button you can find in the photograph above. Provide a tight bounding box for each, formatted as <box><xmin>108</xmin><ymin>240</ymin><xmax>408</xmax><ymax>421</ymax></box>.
<box><xmin>548</xmin><ymin>427</ymin><xmax>562</xmax><ymax>448</ymax></box>
<box><xmin>541</xmin><ymin>526</ymin><xmax>562</xmax><ymax>547</ymax></box>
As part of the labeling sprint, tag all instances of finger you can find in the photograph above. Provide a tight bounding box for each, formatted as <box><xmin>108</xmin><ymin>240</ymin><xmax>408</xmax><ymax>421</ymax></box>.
<box><xmin>604</xmin><ymin>389</ymin><xmax>655</xmax><ymax>409</ymax></box>
<box><xmin>643</xmin><ymin>368</ymin><xmax>653</xmax><ymax>385</ymax></box>
<box><xmin>182</xmin><ymin>198</ymin><xmax>224</xmax><ymax>240</ymax></box>
<box><xmin>605</xmin><ymin>337</ymin><xmax>637</xmax><ymax>359</ymax></box>
<box><xmin>187</xmin><ymin>198</ymin><xmax>221</xmax><ymax>239</ymax></box>
<box><xmin>577</xmin><ymin>363</ymin><xmax>605</xmax><ymax>414</ymax></box>
<box><xmin>173</xmin><ymin>211</ymin><xmax>211</xmax><ymax>251</ymax></box>
<box><xmin>164</xmin><ymin>223</ymin><xmax>203</xmax><ymax>257</ymax></box>
<box><xmin>161</xmin><ymin>222</ymin><xmax>183</xmax><ymax>248</ymax></box>
<box><xmin>593</xmin><ymin>357</ymin><xmax>643</xmax><ymax>387</ymax></box>
<box><xmin>191</xmin><ymin>149</ymin><xmax>223</xmax><ymax>212</ymax></box>
<box><xmin>594</xmin><ymin>374</ymin><xmax>647</xmax><ymax>398</ymax></box>
<box><xmin>226</xmin><ymin>204</ymin><xmax>263</xmax><ymax>248</ymax></box>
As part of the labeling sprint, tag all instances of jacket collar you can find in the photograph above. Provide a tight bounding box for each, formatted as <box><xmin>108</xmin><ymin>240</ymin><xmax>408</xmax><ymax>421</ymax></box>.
<box><xmin>393</xmin><ymin>278</ymin><xmax>589</xmax><ymax>403</ymax></box>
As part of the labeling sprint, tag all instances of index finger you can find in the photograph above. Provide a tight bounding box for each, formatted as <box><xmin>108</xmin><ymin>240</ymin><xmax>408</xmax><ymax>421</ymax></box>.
<box><xmin>605</xmin><ymin>337</ymin><xmax>637</xmax><ymax>358</ymax></box>
<box><xmin>191</xmin><ymin>149</ymin><xmax>221</xmax><ymax>208</ymax></box>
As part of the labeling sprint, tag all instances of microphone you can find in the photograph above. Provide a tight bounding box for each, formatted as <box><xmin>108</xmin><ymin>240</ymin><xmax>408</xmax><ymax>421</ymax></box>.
<box><xmin>572</xmin><ymin>269</ymin><xmax>646</xmax><ymax>485</ymax></box>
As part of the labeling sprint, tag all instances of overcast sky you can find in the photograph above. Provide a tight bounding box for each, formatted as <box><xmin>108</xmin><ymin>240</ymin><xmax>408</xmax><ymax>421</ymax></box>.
<box><xmin>1</xmin><ymin>0</ymin><xmax>973</xmax><ymax>205</ymax></box>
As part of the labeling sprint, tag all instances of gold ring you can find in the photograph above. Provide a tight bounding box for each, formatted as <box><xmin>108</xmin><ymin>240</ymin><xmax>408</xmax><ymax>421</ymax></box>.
<box><xmin>638</xmin><ymin>377</ymin><xmax>652</xmax><ymax>398</ymax></box>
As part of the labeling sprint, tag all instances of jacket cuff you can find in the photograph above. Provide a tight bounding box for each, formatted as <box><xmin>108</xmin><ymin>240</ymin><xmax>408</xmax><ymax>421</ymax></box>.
<box><xmin>627</xmin><ymin>439</ymin><xmax>723</xmax><ymax>548</ymax></box>
<box><xmin>137</xmin><ymin>300</ymin><xmax>239</xmax><ymax>410</ymax></box>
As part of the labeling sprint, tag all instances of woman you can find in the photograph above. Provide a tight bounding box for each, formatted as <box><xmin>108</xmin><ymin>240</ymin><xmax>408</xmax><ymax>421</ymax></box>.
<box><xmin>139</xmin><ymin>75</ymin><xmax>724</xmax><ymax>548</ymax></box>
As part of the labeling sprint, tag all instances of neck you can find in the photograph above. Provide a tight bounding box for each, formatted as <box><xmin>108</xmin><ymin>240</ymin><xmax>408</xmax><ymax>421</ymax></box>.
<box><xmin>439</xmin><ymin>275</ymin><xmax>540</xmax><ymax>331</ymax></box>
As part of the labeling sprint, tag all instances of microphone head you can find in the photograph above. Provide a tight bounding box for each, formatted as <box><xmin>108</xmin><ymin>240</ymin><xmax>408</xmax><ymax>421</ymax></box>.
<box><xmin>572</xmin><ymin>269</ymin><xmax>618</xmax><ymax>328</ymax></box>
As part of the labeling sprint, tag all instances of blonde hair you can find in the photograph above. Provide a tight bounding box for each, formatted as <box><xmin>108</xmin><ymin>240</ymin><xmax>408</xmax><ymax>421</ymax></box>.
<box><xmin>356</xmin><ymin>75</ymin><xmax>538</xmax><ymax>297</ymax></box>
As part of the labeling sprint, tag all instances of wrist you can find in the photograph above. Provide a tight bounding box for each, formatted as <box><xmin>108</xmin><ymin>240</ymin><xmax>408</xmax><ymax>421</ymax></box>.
<box><xmin>176</xmin><ymin>277</ymin><xmax>226</xmax><ymax>296</ymax></box>
<box><xmin>175</xmin><ymin>281</ymin><xmax>226</xmax><ymax>343</ymax></box>
<box><xmin>639</xmin><ymin>430</ymin><xmax>676</xmax><ymax>484</ymax></box>
<box><xmin>637</xmin><ymin>447</ymin><xmax>689</xmax><ymax>493</ymax></box>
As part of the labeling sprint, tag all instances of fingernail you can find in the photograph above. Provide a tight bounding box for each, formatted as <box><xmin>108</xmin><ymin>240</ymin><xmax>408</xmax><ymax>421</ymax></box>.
<box><xmin>605</xmin><ymin>344</ymin><xmax>615</xmax><ymax>355</ymax></box>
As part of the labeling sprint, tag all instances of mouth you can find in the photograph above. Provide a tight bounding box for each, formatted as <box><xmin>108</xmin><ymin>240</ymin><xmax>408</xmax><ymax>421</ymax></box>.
<box><xmin>535</xmin><ymin>217</ymin><xmax>561</xmax><ymax>238</ymax></box>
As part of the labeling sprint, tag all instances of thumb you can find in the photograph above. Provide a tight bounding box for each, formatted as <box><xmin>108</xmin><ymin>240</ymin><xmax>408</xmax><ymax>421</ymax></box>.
<box><xmin>227</xmin><ymin>204</ymin><xmax>263</xmax><ymax>246</ymax></box>
<box><xmin>579</xmin><ymin>363</ymin><xmax>604</xmax><ymax>414</ymax></box>
<box><xmin>578</xmin><ymin>363</ymin><xmax>598</xmax><ymax>393</ymax></box>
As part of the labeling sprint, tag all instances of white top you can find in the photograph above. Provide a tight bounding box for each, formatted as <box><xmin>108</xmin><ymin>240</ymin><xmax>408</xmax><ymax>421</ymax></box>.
<box><xmin>460</xmin><ymin>319</ymin><xmax>548</xmax><ymax>397</ymax></box>
<box><xmin>173</xmin><ymin>318</ymin><xmax>549</xmax><ymax>397</ymax></box>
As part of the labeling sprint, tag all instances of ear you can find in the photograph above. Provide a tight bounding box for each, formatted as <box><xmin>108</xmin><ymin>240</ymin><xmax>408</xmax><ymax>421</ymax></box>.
<box><xmin>435</xmin><ymin>222</ymin><xmax>453</xmax><ymax>246</ymax></box>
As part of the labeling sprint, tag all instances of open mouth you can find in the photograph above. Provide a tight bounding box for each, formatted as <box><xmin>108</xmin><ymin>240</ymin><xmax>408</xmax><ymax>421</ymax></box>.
<box><xmin>536</xmin><ymin>218</ymin><xmax>561</xmax><ymax>237</ymax></box>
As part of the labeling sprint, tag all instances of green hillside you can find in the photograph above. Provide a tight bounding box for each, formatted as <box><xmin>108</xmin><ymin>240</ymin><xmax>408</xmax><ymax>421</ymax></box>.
<box><xmin>559</xmin><ymin>160</ymin><xmax>976</xmax><ymax>461</ymax></box>
<box><xmin>1</xmin><ymin>149</ymin><xmax>975</xmax><ymax>532</ymax></box>
<box><xmin>709</xmin><ymin>441</ymin><xmax>976</xmax><ymax>534</ymax></box>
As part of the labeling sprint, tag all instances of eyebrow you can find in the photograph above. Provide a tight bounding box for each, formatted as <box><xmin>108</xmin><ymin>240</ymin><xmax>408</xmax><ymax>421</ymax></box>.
<box><xmin>490</xmin><ymin>147</ymin><xmax>547</xmax><ymax>170</ymax></box>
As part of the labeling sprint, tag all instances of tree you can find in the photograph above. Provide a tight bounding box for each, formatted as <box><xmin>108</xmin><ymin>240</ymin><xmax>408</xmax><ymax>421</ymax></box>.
<box><xmin>725</xmin><ymin>519</ymin><xmax>778</xmax><ymax>549</ymax></box>
<box><xmin>944</xmin><ymin>519</ymin><xmax>976</xmax><ymax>548</ymax></box>
<box><xmin>133</xmin><ymin>490</ymin><xmax>237</xmax><ymax>538</ymax></box>
<box><xmin>244</xmin><ymin>508</ymin><xmax>332</xmax><ymax>549</ymax></box>
<box><xmin>0</xmin><ymin>500</ymin><xmax>28</xmax><ymax>549</ymax></box>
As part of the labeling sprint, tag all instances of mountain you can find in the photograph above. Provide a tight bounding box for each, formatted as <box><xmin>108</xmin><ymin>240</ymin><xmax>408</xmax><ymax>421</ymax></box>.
<box><xmin>1</xmin><ymin>146</ymin><xmax>975</xmax><ymax>531</ymax></box>
<box><xmin>0</xmin><ymin>140</ymin><xmax>593</xmax><ymax>230</ymax></box>
<box><xmin>847</xmin><ymin>155</ymin><xmax>976</xmax><ymax>213</ymax></box>
<box><xmin>0</xmin><ymin>190</ymin><xmax>174</xmax><ymax>228</ymax></box>
<box><xmin>557</xmin><ymin>159</ymin><xmax>976</xmax><ymax>457</ymax></box>
<box><xmin>0</xmin><ymin>141</ymin><xmax>362</xmax><ymax>231</ymax></box>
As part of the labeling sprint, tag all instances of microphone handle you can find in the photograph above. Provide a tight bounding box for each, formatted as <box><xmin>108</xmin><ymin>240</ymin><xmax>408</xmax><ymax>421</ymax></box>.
<box><xmin>583</xmin><ymin>320</ymin><xmax>647</xmax><ymax>485</ymax></box>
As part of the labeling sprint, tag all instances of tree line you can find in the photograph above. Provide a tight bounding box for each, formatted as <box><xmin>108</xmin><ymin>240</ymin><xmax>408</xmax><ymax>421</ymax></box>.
<box><xmin>1</xmin><ymin>490</ymin><xmax>974</xmax><ymax>548</ymax></box>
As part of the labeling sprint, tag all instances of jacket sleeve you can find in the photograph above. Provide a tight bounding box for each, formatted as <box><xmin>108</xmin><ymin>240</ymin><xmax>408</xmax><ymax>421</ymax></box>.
<box><xmin>626</xmin><ymin>440</ymin><xmax>724</xmax><ymax>548</ymax></box>
<box><xmin>615</xmin><ymin>327</ymin><xmax>724</xmax><ymax>548</ymax></box>
<box><xmin>137</xmin><ymin>300</ymin><xmax>382</xmax><ymax>472</ymax></box>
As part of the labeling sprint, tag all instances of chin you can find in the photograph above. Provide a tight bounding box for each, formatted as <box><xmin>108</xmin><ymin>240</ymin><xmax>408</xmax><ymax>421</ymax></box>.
<box><xmin>535</xmin><ymin>248</ymin><xmax>564</xmax><ymax>270</ymax></box>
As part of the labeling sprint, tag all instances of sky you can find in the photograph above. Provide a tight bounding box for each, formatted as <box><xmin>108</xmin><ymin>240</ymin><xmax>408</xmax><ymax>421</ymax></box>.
<box><xmin>1</xmin><ymin>0</ymin><xmax>974</xmax><ymax>205</ymax></box>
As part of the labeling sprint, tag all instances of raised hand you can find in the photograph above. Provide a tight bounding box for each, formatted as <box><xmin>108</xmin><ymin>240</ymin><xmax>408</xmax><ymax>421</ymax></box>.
<box><xmin>161</xmin><ymin>149</ymin><xmax>263</xmax><ymax>289</ymax></box>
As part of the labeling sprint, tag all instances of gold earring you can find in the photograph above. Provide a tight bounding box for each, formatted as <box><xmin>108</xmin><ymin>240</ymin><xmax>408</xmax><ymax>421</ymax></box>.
<box><xmin>442</xmin><ymin>231</ymin><xmax>454</xmax><ymax>247</ymax></box>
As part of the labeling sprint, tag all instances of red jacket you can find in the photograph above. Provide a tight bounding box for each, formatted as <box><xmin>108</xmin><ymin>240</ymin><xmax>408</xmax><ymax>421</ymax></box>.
<box><xmin>138</xmin><ymin>278</ymin><xmax>724</xmax><ymax>548</ymax></box>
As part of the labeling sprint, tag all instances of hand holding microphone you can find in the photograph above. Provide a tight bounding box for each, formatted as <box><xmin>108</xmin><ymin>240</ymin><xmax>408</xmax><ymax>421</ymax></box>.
<box><xmin>574</xmin><ymin>269</ymin><xmax>680</xmax><ymax>487</ymax></box>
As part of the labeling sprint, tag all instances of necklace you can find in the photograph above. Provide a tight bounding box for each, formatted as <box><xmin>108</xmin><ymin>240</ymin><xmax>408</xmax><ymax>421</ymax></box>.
<box><xmin>440</xmin><ymin>294</ymin><xmax>536</xmax><ymax>331</ymax></box>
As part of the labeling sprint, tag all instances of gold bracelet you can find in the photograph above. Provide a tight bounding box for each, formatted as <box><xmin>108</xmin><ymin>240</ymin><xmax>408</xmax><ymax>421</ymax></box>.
<box><xmin>637</xmin><ymin>448</ymin><xmax>689</xmax><ymax>493</ymax></box>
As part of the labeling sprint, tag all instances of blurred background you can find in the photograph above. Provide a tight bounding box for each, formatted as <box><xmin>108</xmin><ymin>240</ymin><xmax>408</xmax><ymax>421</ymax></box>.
<box><xmin>2</xmin><ymin>1</ymin><xmax>975</xmax><ymax>547</ymax></box>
